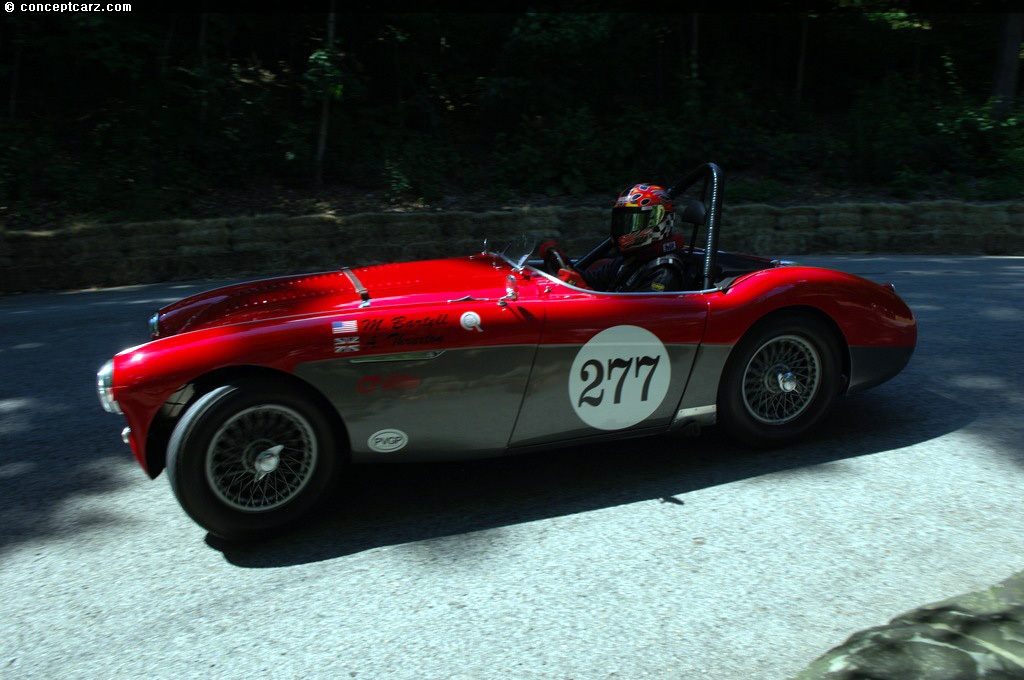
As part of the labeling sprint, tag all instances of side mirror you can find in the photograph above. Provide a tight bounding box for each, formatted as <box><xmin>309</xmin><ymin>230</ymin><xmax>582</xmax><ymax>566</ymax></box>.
<box><xmin>498</xmin><ymin>274</ymin><xmax>518</xmax><ymax>307</ymax></box>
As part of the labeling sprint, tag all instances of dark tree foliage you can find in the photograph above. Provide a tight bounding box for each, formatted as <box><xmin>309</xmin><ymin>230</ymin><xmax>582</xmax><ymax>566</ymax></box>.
<box><xmin>0</xmin><ymin>9</ymin><xmax>1020</xmax><ymax>223</ymax></box>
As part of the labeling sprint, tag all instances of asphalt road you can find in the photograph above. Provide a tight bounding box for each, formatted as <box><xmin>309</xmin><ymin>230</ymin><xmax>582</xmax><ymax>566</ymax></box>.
<box><xmin>1</xmin><ymin>256</ymin><xmax>1022</xmax><ymax>679</ymax></box>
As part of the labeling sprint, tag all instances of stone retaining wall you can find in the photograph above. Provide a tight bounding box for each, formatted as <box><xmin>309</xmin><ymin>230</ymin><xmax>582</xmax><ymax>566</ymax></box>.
<box><xmin>2</xmin><ymin>201</ymin><xmax>1023</xmax><ymax>293</ymax></box>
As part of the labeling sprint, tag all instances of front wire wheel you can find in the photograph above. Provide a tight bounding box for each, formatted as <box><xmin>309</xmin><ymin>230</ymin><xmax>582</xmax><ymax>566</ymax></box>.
<box><xmin>719</xmin><ymin>314</ymin><xmax>841</xmax><ymax>448</ymax></box>
<box><xmin>206</xmin><ymin>404</ymin><xmax>318</xmax><ymax>512</ymax></box>
<box><xmin>167</xmin><ymin>381</ymin><xmax>340</xmax><ymax>541</ymax></box>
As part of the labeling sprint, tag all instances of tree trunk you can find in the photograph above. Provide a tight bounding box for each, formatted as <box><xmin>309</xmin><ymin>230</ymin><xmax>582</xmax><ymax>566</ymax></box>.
<box><xmin>690</xmin><ymin>13</ymin><xmax>700</xmax><ymax>82</ymax></box>
<box><xmin>198</xmin><ymin>10</ymin><xmax>209</xmax><ymax>133</ymax></box>
<box><xmin>992</xmin><ymin>12</ymin><xmax>1023</xmax><ymax>121</ymax></box>
<box><xmin>8</xmin><ymin>43</ymin><xmax>20</xmax><ymax>120</ymax></box>
<box><xmin>314</xmin><ymin>0</ymin><xmax>336</xmax><ymax>189</ymax></box>
<box><xmin>159</xmin><ymin>15</ymin><xmax>177</xmax><ymax>78</ymax></box>
<box><xmin>795</xmin><ymin>15</ymin><xmax>808</xmax><ymax>107</ymax></box>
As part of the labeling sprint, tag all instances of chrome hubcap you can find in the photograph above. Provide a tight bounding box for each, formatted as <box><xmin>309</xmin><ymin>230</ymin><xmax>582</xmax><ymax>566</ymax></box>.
<box><xmin>742</xmin><ymin>335</ymin><xmax>821</xmax><ymax>425</ymax></box>
<box><xmin>254</xmin><ymin>445</ymin><xmax>283</xmax><ymax>479</ymax></box>
<box><xmin>777</xmin><ymin>371</ymin><xmax>799</xmax><ymax>393</ymax></box>
<box><xmin>206</xmin><ymin>405</ymin><xmax>317</xmax><ymax>512</ymax></box>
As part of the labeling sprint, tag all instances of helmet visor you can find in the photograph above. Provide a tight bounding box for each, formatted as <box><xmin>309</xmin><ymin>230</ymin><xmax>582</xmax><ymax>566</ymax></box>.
<box><xmin>611</xmin><ymin>205</ymin><xmax>665</xmax><ymax>238</ymax></box>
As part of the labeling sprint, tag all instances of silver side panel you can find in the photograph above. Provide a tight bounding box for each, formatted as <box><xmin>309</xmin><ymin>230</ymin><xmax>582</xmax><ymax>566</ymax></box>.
<box><xmin>294</xmin><ymin>345</ymin><xmax>536</xmax><ymax>462</ymax></box>
<box><xmin>672</xmin><ymin>343</ymin><xmax>733</xmax><ymax>423</ymax></box>
<box><xmin>297</xmin><ymin>341</ymin><xmax>734</xmax><ymax>460</ymax></box>
<box><xmin>846</xmin><ymin>345</ymin><xmax>915</xmax><ymax>394</ymax></box>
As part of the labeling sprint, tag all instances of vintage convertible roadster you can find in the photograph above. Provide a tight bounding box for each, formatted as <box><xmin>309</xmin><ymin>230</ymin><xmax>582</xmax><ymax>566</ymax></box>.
<box><xmin>96</xmin><ymin>163</ymin><xmax>916</xmax><ymax>540</ymax></box>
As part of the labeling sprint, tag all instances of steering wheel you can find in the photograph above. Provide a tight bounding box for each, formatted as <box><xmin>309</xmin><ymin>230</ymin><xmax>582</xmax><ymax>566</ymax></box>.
<box><xmin>543</xmin><ymin>246</ymin><xmax>568</xmax><ymax>276</ymax></box>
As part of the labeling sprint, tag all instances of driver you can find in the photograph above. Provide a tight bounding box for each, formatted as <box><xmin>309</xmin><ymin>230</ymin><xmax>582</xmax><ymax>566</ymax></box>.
<box><xmin>541</xmin><ymin>183</ymin><xmax>691</xmax><ymax>293</ymax></box>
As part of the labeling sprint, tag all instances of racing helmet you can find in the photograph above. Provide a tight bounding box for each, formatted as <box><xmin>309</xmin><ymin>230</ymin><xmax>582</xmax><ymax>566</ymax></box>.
<box><xmin>610</xmin><ymin>183</ymin><xmax>674</xmax><ymax>252</ymax></box>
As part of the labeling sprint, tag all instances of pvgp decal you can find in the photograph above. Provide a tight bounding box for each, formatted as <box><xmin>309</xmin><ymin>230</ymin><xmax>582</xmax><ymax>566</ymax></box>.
<box><xmin>460</xmin><ymin>311</ymin><xmax>483</xmax><ymax>332</ymax></box>
<box><xmin>357</xmin><ymin>374</ymin><xmax>421</xmax><ymax>394</ymax></box>
<box><xmin>568</xmin><ymin>325</ymin><xmax>671</xmax><ymax>431</ymax></box>
<box><xmin>368</xmin><ymin>428</ymin><xmax>409</xmax><ymax>453</ymax></box>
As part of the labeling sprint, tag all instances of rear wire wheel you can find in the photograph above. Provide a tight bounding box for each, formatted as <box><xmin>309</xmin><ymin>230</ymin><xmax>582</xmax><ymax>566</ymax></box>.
<box><xmin>167</xmin><ymin>381</ymin><xmax>339</xmax><ymax>541</ymax></box>
<box><xmin>718</xmin><ymin>314</ymin><xmax>842</xmax><ymax>447</ymax></box>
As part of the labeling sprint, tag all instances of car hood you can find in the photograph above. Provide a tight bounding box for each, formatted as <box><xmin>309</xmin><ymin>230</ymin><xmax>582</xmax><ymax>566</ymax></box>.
<box><xmin>154</xmin><ymin>255</ymin><xmax>508</xmax><ymax>337</ymax></box>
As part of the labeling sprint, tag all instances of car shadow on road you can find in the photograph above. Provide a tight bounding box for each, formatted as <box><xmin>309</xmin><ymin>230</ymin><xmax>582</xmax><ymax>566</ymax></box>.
<box><xmin>212</xmin><ymin>384</ymin><xmax>974</xmax><ymax>568</ymax></box>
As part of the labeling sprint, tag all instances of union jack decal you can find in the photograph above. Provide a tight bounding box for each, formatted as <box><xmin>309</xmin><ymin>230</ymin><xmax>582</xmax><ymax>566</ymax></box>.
<box><xmin>334</xmin><ymin>336</ymin><xmax>360</xmax><ymax>353</ymax></box>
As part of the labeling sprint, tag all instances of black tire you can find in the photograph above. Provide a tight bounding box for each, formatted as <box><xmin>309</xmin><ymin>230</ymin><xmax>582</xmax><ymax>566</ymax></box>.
<box><xmin>166</xmin><ymin>380</ymin><xmax>340</xmax><ymax>541</ymax></box>
<box><xmin>718</xmin><ymin>313</ymin><xmax>842</xmax><ymax>448</ymax></box>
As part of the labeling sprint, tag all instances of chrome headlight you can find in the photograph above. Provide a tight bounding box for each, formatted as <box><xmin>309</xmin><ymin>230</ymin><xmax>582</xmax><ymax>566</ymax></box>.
<box><xmin>148</xmin><ymin>312</ymin><xmax>160</xmax><ymax>339</ymax></box>
<box><xmin>96</xmin><ymin>360</ymin><xmax>122</xmax><ymax>414</ymax></box>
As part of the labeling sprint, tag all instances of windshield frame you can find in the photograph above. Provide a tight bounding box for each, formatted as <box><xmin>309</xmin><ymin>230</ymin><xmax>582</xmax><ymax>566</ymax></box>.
<box><xmin>484</xmin><ymin>234</ymin><xmax>538</xmax><ymax>271</ymax></box>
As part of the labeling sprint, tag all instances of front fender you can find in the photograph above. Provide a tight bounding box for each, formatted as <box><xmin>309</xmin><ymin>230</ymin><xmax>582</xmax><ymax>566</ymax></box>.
<box><xmin>110</xmin><ymin>319</ymin><xmax>338</xmax><ymax>476</ymax></box>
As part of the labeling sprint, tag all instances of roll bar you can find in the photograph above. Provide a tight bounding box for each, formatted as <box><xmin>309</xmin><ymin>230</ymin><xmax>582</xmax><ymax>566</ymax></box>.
<box><xmin>666</xmin><ymin>162</ymin><xmax>722</xmax><ymax>290</ymax></box>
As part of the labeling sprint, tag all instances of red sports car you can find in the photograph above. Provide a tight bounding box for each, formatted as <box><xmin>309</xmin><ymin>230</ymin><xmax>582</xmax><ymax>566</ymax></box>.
<box><xmin>96</xmin><ymin>164</ymin><xmax>916</xmax><ymax>540</ymax></box>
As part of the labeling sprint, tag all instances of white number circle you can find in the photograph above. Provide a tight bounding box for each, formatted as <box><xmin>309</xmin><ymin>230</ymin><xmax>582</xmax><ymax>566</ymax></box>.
<box><xmin>569</xmin><ymin>325</ymin><xmax>671</xmax><ymax>430</ymax></box>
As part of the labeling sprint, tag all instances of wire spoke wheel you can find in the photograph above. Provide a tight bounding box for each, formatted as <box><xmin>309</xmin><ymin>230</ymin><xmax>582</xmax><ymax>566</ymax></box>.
<box><xmin>206</xmin><ymin>404</ymin><xmax>318</xmax><ymax>511</ymax></box>
<box><xmin>741</xmin><ymin>334</ymin><xmax>821</xmax><ymax>425</ymax></box>
<box><xmin>167</xmin><ymin>382</ymin><xmax>341</xmax><ymax>541</ymax></box>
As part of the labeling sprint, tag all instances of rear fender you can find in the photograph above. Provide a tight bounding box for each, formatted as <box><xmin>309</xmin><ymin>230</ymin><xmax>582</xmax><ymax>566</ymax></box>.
<box><xmin>704</xmin><ymin>267</ymin><xmax>916</xmax><ymax>349</ymax></box>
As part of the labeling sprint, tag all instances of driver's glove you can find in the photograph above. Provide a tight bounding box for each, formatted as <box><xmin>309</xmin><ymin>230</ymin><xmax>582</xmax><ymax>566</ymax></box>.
<box><xmin>557</xmin><ymin>267</ymin><xmax>590</xmax><ymax>289</ymax></box>
<box><xmin>538</xmin><ymin>240</ymin><xmax>563</xmax><ymax>258</ymax></box>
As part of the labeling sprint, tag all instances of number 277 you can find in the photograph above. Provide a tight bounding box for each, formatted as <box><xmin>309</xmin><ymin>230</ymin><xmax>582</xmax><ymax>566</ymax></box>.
<box><xmin>578</xmin><ymin>355</ymin><xmax>661</xmax><ymax>407</ymax></box>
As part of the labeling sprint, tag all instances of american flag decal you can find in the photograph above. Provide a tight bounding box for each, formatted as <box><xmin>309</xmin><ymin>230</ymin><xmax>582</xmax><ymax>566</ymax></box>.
<box><xmin>333</xmin><ymin>320</ymin><xmax>358</xmax><ymax>334</ymax></box>
<box><xmin>334</xmin><ymin>336</ymin><xmax>360</xmax><ymax>353</ymax></box>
